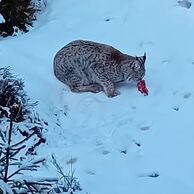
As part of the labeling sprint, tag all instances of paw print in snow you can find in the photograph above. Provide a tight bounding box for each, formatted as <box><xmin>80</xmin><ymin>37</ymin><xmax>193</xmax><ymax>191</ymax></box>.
<box><xmin>177</xmin><ymin>0</ymin><xmax>192</xmax><ymax>8</ymax></box>
<box><xmin>138</xmin><ymin>172</ymin><xmax>159</xmax><ymax>178</ymax></box>
<box><xmin>183</xmin><ymin>92</ymin><xmax>191</xmax><ymax>99</ymax></box>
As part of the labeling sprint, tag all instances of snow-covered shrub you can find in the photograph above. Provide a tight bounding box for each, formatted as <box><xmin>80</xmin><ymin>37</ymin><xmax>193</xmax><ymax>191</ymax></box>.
<box><xmin>0</xmin><ymin>67</ymin><xmax>49</xmax><ymax>193</ymax></box>
<box><xmin>0</xmin><ymin>67</ymin><xmax>83</xmax><ymax>193</ymax></box>
<box><xmin>0</xmin><ymin>119</ymin><xmax>82</xmax><ymax>193</ymax></box>
<box><xmin>0</xmin><ymin>107</ymin><xmax>50</xmax><ymax>193</ymax></box>
<box><xmin>0</xmin><ymin>67</ymin><xmax>33</xmax><ymax>122</ymax></box>
<box><xmin>0</xmin><ymin>67</ymin><xmax>46</xmax><ymax>153</ymax></box>
<box><xmin>0</xmin><ymin>0</ymin><xmax>45</xmax><ymax>37</ymax></box>
<box><xmin>49</xmin><ymin>155</ymin><xmax>82</xmax><ymax>194</ymax></box>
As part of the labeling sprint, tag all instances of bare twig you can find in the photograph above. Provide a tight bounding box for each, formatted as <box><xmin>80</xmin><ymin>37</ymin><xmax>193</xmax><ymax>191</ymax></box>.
<box><xmin>7</xmin><ymin>158</ymin><xmax>45</xmax><ymax>180</ymax></box>
<box><xmin>4</xmin><ymin>115</ymin><xmax>13</xmax><ymax>182</ymax></box>
<box><xmin>0</xmin><ymin>145</ymin><xmax>26</xmax><ymax>163</ymax></box>
<box><xmin>23</xmin><ymin>179</ymin><xmax>37</xmax><ymax>194</ymax></box>
<box><xmin>12</xmin><ymin>131</ymin><xmax>36</xmax><ymax>148</ymax></box>
<box><xmin>14</xmin><ymin>103</ymin><xmax>22</xmax><ymax>121</ymax></box>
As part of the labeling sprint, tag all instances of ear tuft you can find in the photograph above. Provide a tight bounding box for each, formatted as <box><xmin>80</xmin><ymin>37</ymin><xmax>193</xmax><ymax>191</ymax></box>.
<box><xmin>143</xmin><ymin>52</ymin><xmax>146</xmax><ymax>62</ymax></box>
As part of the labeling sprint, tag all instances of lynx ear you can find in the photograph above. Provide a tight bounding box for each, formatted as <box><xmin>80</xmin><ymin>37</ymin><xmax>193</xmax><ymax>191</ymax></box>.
<box><xmin>143</xmin><ymin>52</ymin><xmax>146</xmax><ymax>62</ymax></box>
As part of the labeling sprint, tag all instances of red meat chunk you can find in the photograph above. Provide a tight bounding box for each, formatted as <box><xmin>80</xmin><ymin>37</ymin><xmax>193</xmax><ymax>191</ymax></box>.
<box><xmin>137</xmin><ymin>80</ymin><xmax>148</xmax><ymax>96</ymax></box>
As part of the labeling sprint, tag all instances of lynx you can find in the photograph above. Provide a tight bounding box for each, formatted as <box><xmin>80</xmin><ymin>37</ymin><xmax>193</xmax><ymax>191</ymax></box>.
<box><xmin>53</xmin><ymin>40</ymin><xmax>146</xmax><ymax>97</ymax></box>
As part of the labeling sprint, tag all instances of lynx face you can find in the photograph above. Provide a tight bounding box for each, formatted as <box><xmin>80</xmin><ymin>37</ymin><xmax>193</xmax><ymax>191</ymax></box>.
<box><xmin>122</xmin><ymin>53</ymin><xmax>146</xmax><ymax>83</ymax></box>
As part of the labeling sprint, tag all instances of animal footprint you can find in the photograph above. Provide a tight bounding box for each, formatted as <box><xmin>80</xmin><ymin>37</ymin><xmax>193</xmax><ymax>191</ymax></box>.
<box><xmin>66</xmin><ymin>157</ymin><xmax>77</xmax><ymax>165</ymax></box>
<box><xmin>102</xmin><ymin>150</ymin><xmax>110</xmax><ymax>155</ymax></box>
<box><xmin>161</xmin><ymin>59</ymin><xmax>170</xmax><ymax>65</ymax></box>
<box><xmin>85</xmin><ymin>169</ymin><xmax>95</xmax><ymax>175</ymax></box>
<box><xmin>120</xmin><ymin>150</ymin><xmax>127</xmax><ymax>154</ymax></box>
<box><xmin>173</xmin><ymin>106</ymin><xmax>179</xmax><ymax>111</ymax></box>
<box><xmin>105</xmin><ymin>18</ymin><xmax>111</xmax><ymax>22</ymax></box>
<box><xmin>138</xmin><ymin>172</ymin><xmax>159</xmax><ymax>178</ymax></box>
<box><xmin>138</xmin><ymin>121</ymin><xmax>152</xmax><ymax>132</ymax></box>
<box><xmin>177</xmin><ymin>0</ymin><xmax>192</xmax><ymax>8</ymax></box>
<box><xmin>183</xmin><ymin>92</ymin><xmax>191</xmax><ymax>99</ymax></box>
<box><xmin>133</xmin><ymin>140</ymin><xmax>141</xmax><ymax>147</ymax></box>
<box><xmin>140</xmin><ymin>126</ymin><xmax>151</xmax><ymax>131</ymax></box>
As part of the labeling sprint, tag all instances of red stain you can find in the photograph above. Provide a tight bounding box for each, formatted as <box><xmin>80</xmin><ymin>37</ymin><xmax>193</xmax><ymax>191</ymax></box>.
<box><xmin>137</xmin><ymin>80</ymin><xmax>148</xmax><ymax>96</ymax></box>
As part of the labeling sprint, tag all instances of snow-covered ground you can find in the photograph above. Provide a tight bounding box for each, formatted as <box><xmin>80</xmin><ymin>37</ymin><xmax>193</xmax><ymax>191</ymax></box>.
<box><xmin>1</xmin><ymin>0</ymin><xmax>194</xmax><ymax>193</ymax></box>
<box><xmin>0</xmin><ymin>14</ymin><xmax>5</xmax><ymax>23</ymax></box>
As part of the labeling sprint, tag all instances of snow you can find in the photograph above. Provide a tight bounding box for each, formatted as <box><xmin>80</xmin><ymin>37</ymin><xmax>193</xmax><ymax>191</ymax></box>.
<box><xmin>1</xmin><ymin>0</ymin><xmax>194</xmax><ymax>193</ymax></box>
<box><xmin>0</xmin><ymin>14</ymin><xmax>5</xmax><ymax>23</ymax></box>
<box><xmin>0</xmin><ymin>180</ymin><xmax>14</xmax><ymax>194</ymax></box>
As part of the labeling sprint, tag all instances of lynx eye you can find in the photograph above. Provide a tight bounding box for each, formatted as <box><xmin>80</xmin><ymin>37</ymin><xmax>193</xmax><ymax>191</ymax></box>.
<box><xmin>131</xmin><ymin>62</ymin><xmax>140</xmax><ymax>71</ymax></box>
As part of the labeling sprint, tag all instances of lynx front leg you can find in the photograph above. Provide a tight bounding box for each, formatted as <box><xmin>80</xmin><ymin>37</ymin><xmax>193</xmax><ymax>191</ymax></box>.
<box><xmin>73</xmin><ymin>84</ymin><xmax>103</xmax><ymax>93</ymax></box>
<box><xmin>97</xmin><ymin>77</ymin><xmax>119</xmax><ymax>97</ymax></box>
<box><xmin>90</xmin><ymin>63</ymin><xmax>119</xmax><ymax>97</ymax></box>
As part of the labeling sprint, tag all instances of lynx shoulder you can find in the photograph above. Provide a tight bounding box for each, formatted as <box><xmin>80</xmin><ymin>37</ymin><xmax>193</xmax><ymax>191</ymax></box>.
<box><xmin>53</xmin><ymin>40</ymin><xmax>146</xmax><ymax>97</ymax></box>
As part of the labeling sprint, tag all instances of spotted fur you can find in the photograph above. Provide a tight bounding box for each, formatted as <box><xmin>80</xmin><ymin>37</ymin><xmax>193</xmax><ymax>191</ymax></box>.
<box><xmin>53</xmin><ymin>40</ymin><xmax>146</xmax><ymax>97</ymax></box>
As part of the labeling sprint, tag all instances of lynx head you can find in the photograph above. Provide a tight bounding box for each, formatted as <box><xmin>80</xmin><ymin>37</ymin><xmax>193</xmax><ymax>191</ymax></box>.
<box><xmin>121</xmin><ymin>52</ymin><xmax>146</xmax><ymax>82</ymax></box>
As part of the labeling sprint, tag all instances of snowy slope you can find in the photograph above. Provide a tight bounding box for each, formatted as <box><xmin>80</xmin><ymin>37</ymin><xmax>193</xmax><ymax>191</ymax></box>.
<box><xmin>1</xmin><ymin>0</ymin><xmax>194</xmax><ymax>193</ymax></box>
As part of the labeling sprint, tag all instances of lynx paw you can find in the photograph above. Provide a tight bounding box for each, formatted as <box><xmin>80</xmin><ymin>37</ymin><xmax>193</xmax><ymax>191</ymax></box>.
<box><xmin>107</xmin><ymin>91</ymin><xmax>120</xmax><ymax>98</ymax></box>
<box><xmin>90</xmin><ymin>84</ymin><xmax>103</xmax><ymax>93</ymax></box>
